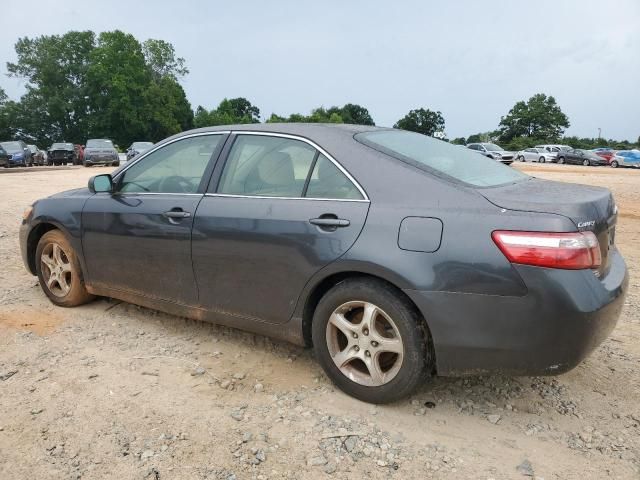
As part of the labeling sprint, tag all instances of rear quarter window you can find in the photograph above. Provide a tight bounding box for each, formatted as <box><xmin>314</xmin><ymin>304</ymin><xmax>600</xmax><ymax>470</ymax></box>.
<box><xmin>355</xmin><ymin>130</ymin><xmax>528</xmax><ymax>188</ymax></box>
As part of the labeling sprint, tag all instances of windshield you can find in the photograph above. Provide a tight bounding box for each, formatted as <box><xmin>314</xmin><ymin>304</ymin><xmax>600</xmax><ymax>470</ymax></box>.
<box><xmin>51</xmin><ymin>143</ymin><xmax>73</xmax><ymax>149</ymax></box>
<box><xmin>483</xmin><ymin>143</ymin><xmax>504</xmax><ymax>151</ymax></box>
<box><xmin>1</xmin><ymin>141</ymin><xmax>23</xmax><ymax>152</ymax></box>
<box><xmin>355</xmin><ymin>130</ymin><xmax>528</xmax><ymax>188</ymax></box>
<box><xmin>132</xmin><ymin>142</ymin><xmax>153</xmax><ymax>149</ymax></box>
<box><xmin>86</xmin><ymin>139</ymin><xmax>114</xmax><ymax>148</ymax></box>
<box><xmin>28</xmin><ymin>145</ymin><xmax>37</xmax><ymax>152</ymax></box>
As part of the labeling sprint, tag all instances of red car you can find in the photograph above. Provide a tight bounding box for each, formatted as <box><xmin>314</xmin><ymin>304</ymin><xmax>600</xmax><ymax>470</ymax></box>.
<box><xmin>592</xmin><ymin>148</ymin><xmax>615</xmax><ymax>164</ymax></box>
<box><xmin>74</xmin><ymin>145</ymin><xmax>84</xmax><ymax>165</ymax></box>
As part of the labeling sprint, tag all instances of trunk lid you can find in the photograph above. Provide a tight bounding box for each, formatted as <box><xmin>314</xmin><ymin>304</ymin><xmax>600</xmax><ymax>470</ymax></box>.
<box><xmin>479</xmin><ymin>178</ymin><xmax>617</xmax><ymax>275</ymax></box>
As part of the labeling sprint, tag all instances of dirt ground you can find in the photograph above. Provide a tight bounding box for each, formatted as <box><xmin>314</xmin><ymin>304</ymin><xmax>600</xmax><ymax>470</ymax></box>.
<box><xmin>0</xmin><ymin>163</ymin><xmax>638</xmax><ymax>480</ymax></box>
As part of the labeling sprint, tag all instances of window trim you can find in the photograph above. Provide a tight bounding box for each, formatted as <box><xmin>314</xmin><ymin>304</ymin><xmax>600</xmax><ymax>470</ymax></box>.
<box><xmin>112</xmin><ymin>131</ymin><xmax>230</xmax><ymax>195</ymax></box>
<box><xmin>211</xmin><ymin>131</ymin><xmax>369</xmax><ymax>202</ymax></box>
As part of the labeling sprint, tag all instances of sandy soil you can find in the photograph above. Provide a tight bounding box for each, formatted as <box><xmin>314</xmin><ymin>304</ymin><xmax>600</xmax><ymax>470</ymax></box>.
<box><xmin>0</xmin><ymin>163</ymin><xmax>638</xmax><ymax>480</ymax></box>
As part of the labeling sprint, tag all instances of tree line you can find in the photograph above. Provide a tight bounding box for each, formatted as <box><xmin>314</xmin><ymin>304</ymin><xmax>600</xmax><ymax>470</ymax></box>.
<box><xmin>0</xmin><ymin>31</ymin><xmax>637</xmax><ymax>151</ymax></box>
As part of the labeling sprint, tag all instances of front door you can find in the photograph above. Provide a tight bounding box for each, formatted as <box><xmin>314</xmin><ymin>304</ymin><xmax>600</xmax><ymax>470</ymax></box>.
<box><xmin>82</xmin><ymin>133</ymin><xmax>226</xmax><ymax>305</ymax></box>
<box><xmin>192</xmin><ymin>133</ymin><xmax>370</xmax><ymax>324</ymax></box>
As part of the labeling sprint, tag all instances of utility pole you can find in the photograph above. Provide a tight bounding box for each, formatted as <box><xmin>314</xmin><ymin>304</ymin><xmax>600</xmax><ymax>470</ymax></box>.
<box><xmin>598</xmin><ymin>128</ymin><xmax>601</xmax><ymax>140</ymax></box>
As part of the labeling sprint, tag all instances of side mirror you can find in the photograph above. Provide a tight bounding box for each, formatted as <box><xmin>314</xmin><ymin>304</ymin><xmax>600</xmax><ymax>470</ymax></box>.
<box><xmin>88</xmin><ymin>174</ymin><xmax>113</xmax><ymax>193</ymax></box>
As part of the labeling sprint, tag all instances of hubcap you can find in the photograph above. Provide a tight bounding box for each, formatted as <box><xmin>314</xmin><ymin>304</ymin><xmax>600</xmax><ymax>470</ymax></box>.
<box><xmin>40</xmin><ymin>243</ymin><xmax>72</xmax><ymax>297</ymax></box>
<box><xmin>325</xmin><ymin>301</ymin><xmax>404</xmax><ymax>387</ymax></box>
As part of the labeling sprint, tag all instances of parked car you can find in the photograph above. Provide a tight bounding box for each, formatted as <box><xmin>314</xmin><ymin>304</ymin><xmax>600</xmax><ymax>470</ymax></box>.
<box><xmin>0</xmin><ymin>140</ymin><xmax>30</xmax><ymax>167</ymax></box>
<box><xmin>19</xmin><ymin>124</ymin><xmax>627</xmax><ymax>404</ymax></box>
<box><xmin>47</xmin><ymin>143</ymin><xmax>76</xmax><ymax>166</ymax></box>
<box><xmin>126</xmin><ymin>141</ymin><xmax>154</xmax><ymax>161</ymax></box>
<box><xmin>83</xmin><ymin>139</ymin><xmax>119</xmax><ymax>167</ymax></box>
<box><xmin>592</xmin><ymin>148</ymin><xmax>615</xmax><ymax>163</ymax></box>
<box><xmin>74</xmin><ymin>144</ymin><xmax>84</xmax><ymax>165</ymax></box>
<box><xmin>535</xmin><ymin>144</ymin><xmax>573</xmax><ymax>154</ymax></box>
<box><xmin>27</xmin><ymin>145</ymin><xmax>45</xmax><ymax>166</ymax></box>
<box><xmin>0</xmin><ymin>144</ymin><xmax>9</xmax><ymax>168</ymax></box>
<box><xmin>556</xmin><ymin>148</ymin><xmax>608</xmax><ymax>166</ymax></box>
<box><xmin>610</xmin><ymin>150</ymin><xmax>640</xmax><ymax>168</ymax></box>
<box><xmin>516</xmin><ymin>147</ymin><xmax>557</xmax><ymax>163</ymax></box>
<box><xmin>466</xmin><ymin>142</ymin><xmax>515</xmax><ymax>165</ymax></box>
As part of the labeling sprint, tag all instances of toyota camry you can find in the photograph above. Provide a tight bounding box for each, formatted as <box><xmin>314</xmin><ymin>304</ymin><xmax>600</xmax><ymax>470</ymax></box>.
<box><xmin>19</xmin><ymin>124</ymin><xmax>628</xmax><ymax>403</ymax></box>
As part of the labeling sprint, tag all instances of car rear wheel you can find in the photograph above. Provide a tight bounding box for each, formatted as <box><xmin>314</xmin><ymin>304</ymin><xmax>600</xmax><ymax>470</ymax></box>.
<box><xmin>538</xmin><ymin>156</ymin><xmax>545</xmax><ymax>163</ymax></box>
<box><xmin>611</xmin><ymin>160</ymin><xmax>618</xmax><ymax>168</ymax></box>
<box><xmin>35</xmin><ymin>230</ymin><xmax>95</xmax><ymax>307</ymax></box>
<box><xmin>558</xmin><ymin>157</ymin><xmax>565</xmax><ymax>164</ymax></box>
<box><xmin>518</xmin><ymin>155</ymin><xmax>525</xmax><ymax>162</ymax></box>
<box><xmin>312</xmin><ymin>278</ymin><xmax>430</xmax><ymax>404</ymax></box>
<box><xmin>582</xmin><ymin>159</ymin><xmax>590</xmax><ymax>166</ymax></box>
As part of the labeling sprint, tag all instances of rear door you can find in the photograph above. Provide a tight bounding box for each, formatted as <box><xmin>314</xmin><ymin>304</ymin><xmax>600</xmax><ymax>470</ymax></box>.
<box><xmin>192</xmin><ymin>132</ymin><xmax>370</xmax><ymax>324</ymax></box>
<box><xmin>82</xmin><ymin>133</ymin><xmax>227</xmax><ymax>305</ymax></box>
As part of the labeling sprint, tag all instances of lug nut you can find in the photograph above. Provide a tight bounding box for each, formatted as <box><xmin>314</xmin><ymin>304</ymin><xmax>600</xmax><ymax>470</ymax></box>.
<box><xmin>352</xmin><ymin>332</ymin><xmax>358</xmax><ymax>339</ymax></box>
<box><xmin>354</xmin><ymin>346</ymin><xmax>360</xmax><ymax>352</ymax></box>
<box><xmin>363</xmin><ymin>328</ymin><xmax>369</xmax><ymax>336</ymax></box>
<box><xmin>371</xmin><ymin>341</ymin><xmax>379</xmax><ymax>347</ymax></box>
<box><xmin>365</xmin><ymin>350</ymin><xmax>371</xmax><ymax>357</ymax></box>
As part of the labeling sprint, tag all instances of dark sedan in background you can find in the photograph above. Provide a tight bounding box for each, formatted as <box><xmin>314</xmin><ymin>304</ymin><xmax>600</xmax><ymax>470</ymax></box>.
<box><xmin>83</xmin><ymin>138</ymin><xmax>119</xmax><ymax>167</ymax></box>
<box><xmin>126</xmin><ymin>141</ymin><xmax>154</xmax><ymax>161</ymax></box>
<box><xmin>48</xmin><ymin>142</ymin><xmax>76</xmax><ymax>165</ymax></box>
<box><xmin>19</xmin><ymin>124</ymin><xmax>628</xmax><ymax>403</ymax></box>
<box><xmin>1</xmin><ymin>140</ymin><xmax>31</xmax><ymax>167</ymax></box>
<box><xmin>557</xmin><ymin>148</ymin><xmax>608</xmax><ymax>166</ymax></box>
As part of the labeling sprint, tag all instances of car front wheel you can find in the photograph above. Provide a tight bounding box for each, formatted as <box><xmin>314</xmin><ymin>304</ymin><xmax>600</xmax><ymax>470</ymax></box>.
<box><xmin>611</xmin><ymin>160</ymin><xmax>618</xmax><ymax>168</ymax></box>
<box><xmin>582</xmin><ymin>159</ymin><xmax>590</xmax><ymax>166</ymax></box>
<box><xmin>35</xmin><ymin>230</ymin><xmax>95</xmax><ymax>307</ymax></box>
<box><xmin>312</xmin><ymin>278</ymin><xmax>430</xmax><ymax>404</ymax></box>
<box><xmin>539</xmin><ymin>156</ymin><xmax>546</xmax><ymax>163</ymax></box>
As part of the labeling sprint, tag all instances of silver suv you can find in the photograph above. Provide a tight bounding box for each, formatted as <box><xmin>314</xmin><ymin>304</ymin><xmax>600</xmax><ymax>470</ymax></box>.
<box><xmin>467</xmin><ymin>142</ymin><xmax>514</xmax><ymax>165</ymax></box>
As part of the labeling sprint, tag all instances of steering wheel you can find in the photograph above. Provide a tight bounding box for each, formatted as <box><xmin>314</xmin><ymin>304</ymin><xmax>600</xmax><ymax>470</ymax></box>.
<box><xmin>159</xmin><ymin>175</ymin><xmax>193</xmax><ymax>193</ymax></box>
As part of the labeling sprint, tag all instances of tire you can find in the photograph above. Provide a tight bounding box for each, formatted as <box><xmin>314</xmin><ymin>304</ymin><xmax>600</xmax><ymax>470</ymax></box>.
<box><xmin>112</xmin><ymin>162</ymin><xmax>120</xmax><ymax>167</ymax></box>
<box><xmin>518</xmin><ymin>155</ymin><xmax>525</xmax><ymax>162</ymax></box>
<box><xmin>35</xmin><ymin>230</ymin><xmax>95</xmax><ymax>307</ymax></box>
<box><xmin>582</xmin><ymin>159</ymin><xmax>590</xmax><ymax>166</ymax></box>
<box><xmin>538</xmin><ymin>156</ymin><xmax>545</xmax><ymax>163</ymax></box>
<box><xmin>312</xmin><ymin>278</ymin><xmax>430</xmax><ymax>404</ymax></box>
<box><xmin>558</xmin><ymin>157</ymin><xmax>565</xmax><ymax>164</ymax></box>
<box><xmin>83</xmin><ymin>161</ymin><xmax>91</xmax><ymax>167</ymax></box>
<box><xmin>611</xmin><ymin>160</ymin><xmax>618</xmax><ymax>168</ymax></box>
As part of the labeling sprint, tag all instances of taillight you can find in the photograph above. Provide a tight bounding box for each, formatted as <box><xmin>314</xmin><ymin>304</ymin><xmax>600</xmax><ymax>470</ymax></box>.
<box><xmin>492</xmin><ymin>230</ymin><xmax>601</xmax><ymax>270</ymax></box>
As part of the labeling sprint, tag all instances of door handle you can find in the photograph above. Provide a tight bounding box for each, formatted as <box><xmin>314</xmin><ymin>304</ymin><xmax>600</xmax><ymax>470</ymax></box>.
<box><xmin>309</xmin><ymin>217</ymin><xmax>350</xmax><ymax>228</ymax></box>
<box><xmin>163</xmin><ymin>210</ymin><xmax>191</xmax><ymax>219</ymax></box>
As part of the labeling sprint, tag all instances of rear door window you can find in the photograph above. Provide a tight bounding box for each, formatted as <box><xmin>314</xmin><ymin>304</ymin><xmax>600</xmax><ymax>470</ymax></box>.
<box><xmin>217</xmin><ymin>135</ymin><xmax>316</xmax><ymax>198</ymax></box>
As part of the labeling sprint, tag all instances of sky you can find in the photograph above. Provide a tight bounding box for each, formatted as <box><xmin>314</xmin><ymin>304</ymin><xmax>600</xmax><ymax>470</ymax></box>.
<box><xmin>1</xmin><ymin>0</ymin><xmax>639</xmax><ymax>141</ymax></box>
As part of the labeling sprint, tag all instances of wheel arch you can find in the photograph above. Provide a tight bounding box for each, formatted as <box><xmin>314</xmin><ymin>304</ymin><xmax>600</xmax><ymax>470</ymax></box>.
<box><xmin>25</xmin><ymin>222</ymin><xmax>64</xmax><ymax>274</ymax></box>
<box><xmin>300</xmin><ymin>270</ymin><xmax>436</xmax><ymax>370</ymax></box>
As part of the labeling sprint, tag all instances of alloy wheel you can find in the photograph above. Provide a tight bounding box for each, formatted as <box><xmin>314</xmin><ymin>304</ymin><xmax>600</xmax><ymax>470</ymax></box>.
<box><xmin>40</xmin><ymin>243</ymin><xmax>72</xmax><ymax>297</ymax></box>
<box><xmin>325</xmin><ymin>301</ymin><xmax>404</xmax><ymax>387</ymax></box>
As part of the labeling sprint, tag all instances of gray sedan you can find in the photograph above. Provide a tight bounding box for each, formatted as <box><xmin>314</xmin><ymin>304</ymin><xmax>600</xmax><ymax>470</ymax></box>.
<box><xmin>19</xmin><ymin>124</ymin><xmax>627</xmax><ymax>403</ymax></box>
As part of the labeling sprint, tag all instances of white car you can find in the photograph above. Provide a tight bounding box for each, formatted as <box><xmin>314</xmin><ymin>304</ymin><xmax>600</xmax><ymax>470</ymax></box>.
<box><xmin>535</xmin><ymin>144</ymin><xmax>573</xmax><ymax>154</ymax></box>
<box><xmin>516</xmin><ymin>147</ymin><xmax>557</xmax><ymax>163</ymax></box>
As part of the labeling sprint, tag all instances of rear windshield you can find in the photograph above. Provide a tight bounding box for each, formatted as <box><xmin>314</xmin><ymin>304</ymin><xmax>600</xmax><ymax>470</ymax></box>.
<box><xmin>132</xmin><ymin>142</ymin><xmax>153</xmax><ymax>149</ymax></box>
<box><xmin>51</xmin><ymin>143</ymin><xmax>73</xmax><ymax>149</ymax></box>
<box><xmin>355</xmin><ymin>130</ymin><xmax>528</xmax><ymax>188</ymax></box>
<box><xmin>86</xmin><ymin>139</ymin><xmax>114</xmax><ymax>148</ymax></box>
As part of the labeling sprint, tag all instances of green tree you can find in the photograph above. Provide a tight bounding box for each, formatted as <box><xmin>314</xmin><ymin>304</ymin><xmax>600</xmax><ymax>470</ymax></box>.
<box><xmin>7</xmin><ymin>31</ymin><xmax>96</xmax><ymax>145</ymax></box>
<box><xmin>142</xmin><ymin>39</ymin><xmax>188</xmax><ymax>80</ymax></box>
<box><xmin>340</xmin><ymin>103</ymin><xmax>375</xmax><ymax>125</ymax></box>
<box><xmin>451</xmin><ymin>137</ymin><xmax>466</xmax><ymax>145</ymax></box>
<box><xmin>193</xmin><ymin>97</ymin><xmax>260</xmax><ymax>127</ymax></box>
<box><xmin>266</xmin><ymin>103</ymin><xmax>374</xmax><ymax>125</ymax></box>
<box><xmin>393</xmin><ymin>108</ymin><xmax>445</xmax><ymax>136</ymax></box>
<box><xmin>86</xmin><ymin>31</ymin><xmax>151</xmax><ymax>145</ymax></box>
<box><xmin>498</xmin><ymin>93</ymin><xmax>569</xmax><ymax>142</ymax></box>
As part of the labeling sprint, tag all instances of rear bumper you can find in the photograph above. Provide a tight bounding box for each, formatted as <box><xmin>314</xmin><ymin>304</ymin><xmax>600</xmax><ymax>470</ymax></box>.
<box><xmin>84</xmin><ymin>158</ymin><xmax>117</xmax><ymax>165</ymax></box>
<box><xmin>405</xmin><ymin>249</ymin><xmax>628</xmax><ymax>376</ymax></box>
